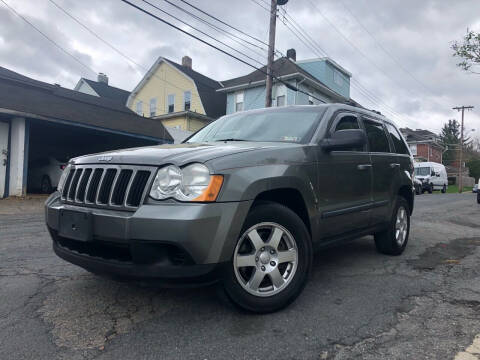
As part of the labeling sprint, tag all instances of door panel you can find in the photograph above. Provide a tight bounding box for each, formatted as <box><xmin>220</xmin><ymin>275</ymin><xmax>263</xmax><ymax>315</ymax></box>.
<box><xmin>0</xmin><ymin>121</ymin><xmax>9</xmax><ymax>198</ymax></box>
<box><xmin>316</xmin><ymin>113</ymin><xmax>372</xmax><ymax>238</ymax></box>
<box><xmin>362</xmin><ymin>118</ymin><xmax>398</xmax><ymax>225</ymax></box>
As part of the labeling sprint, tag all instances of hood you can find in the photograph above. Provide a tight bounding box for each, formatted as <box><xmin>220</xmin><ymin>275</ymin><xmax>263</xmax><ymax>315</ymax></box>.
<box><xmin>71</xmin><ymin>142</ymin><xmax>282</xmax><ymax>166</ymax></box>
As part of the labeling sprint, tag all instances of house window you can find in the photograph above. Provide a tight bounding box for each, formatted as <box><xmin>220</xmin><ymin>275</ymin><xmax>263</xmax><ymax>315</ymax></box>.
<box><xmin>409</xmin><ymin>144</ymin><xmax>417</xmax><ymax>156</ymax></box>
<box><xmin>333</xmin><ymin>70</ymin><xmax>343</xmax><ymax>86</ymax></box>
<box><xmin>277</xmin><ymin>95</ymin><xmax>286</xmax><ymax>107</ymax></box>
<box><xmin>149</xmin><ymin>98</ymin><xmax>156</xmax><ymax>117</ymax></box>
<box><xmin>183</xmin><ymin>91</ymin><xmax>191</xmax><ymax>111</ymax></box>
<box><xmin>235</xmin><ymin>92</ymin><xmax>244</xmax><ymax>112</ymax></box>
<box><xmin>167</xmin><ymin>94</ymin><xmax>175</xmax><ymax>113</ymax></box>
<box><xmin>136</xmin><ymin>101</ymin><xmax>143</xmax><ymax>115</ymax></box>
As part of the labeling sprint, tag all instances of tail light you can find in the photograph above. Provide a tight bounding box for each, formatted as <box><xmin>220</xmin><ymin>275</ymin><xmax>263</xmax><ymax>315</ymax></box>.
<box><xmin>60</xmin><ymin>165</ymin><xmax>66</xmax><ymax>170</ymax></box>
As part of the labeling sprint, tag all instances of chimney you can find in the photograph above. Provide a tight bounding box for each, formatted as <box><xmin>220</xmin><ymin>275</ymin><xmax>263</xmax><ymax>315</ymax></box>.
<box><xmin>97</xmin><ymin>72</ymin><xmax>108</xmax><ymax>85</ymax></box>
<box><xmin>286</xmin><ymin>48</ymin><xmax>296</xmax><ymax>61</ymax></box>
<box><xmin>182</xmin><ymin>56</ymin><xmax>192</xmax><ymax>69</ymax></box>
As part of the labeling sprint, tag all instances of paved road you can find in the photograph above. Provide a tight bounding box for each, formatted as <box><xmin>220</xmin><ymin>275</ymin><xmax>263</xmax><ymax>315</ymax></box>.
<box><xmin>0</xmin><ymin>194</ymin><xmax>479</xmax><ymax>360</ymax></box>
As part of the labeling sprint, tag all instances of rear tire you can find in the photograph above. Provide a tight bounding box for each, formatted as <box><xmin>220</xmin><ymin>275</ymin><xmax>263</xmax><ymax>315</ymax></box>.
<box><xmin>477</xmin><ymin>193</ymin><xmax>480</xmax><ymax>204</ymax></box>
<box><xmin>41</xmin><ymin>176</ymin><xmax>53</xmax><ymax>194</ymax></box>
<box><xmin>223</xmin><ymin>202</ymin><xmax>312</xmax><ymax>313</ymax></box>
<box><xmin>374</xmin><ymin>196</ymin><xmax>410</xmax><ymax>256</ymax></box>
<box><xmin>441</xmin><ymin>184</ymin><xmax>446</xmax><ymax>193</ymax></box>
<box><xmin>428</xmin><ymin>183</ymin><xmax>433</xmax><ymax>194</ymax></box>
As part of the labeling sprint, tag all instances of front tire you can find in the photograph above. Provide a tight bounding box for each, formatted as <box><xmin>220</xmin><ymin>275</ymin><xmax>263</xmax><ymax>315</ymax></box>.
<box><xmin>223</xmin><ymin>202</ymin><xmax>312</xmax><ymax>313</ymax></box>
<box><xmin>428</xmin><ymin>183</ymin><xmax>433</xmax><ymax>194</ymax></box>
<box><xmin>374</xmin><ymin>196</ymin><xmax>410</xmax><ymax>256</ymax></box>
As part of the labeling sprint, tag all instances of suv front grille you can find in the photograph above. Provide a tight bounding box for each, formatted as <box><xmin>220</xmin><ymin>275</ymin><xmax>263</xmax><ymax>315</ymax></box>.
<box><xmin>61</xmin><ymin>165</ymin><xmax>155</xmax><ymax>210</ymax></box>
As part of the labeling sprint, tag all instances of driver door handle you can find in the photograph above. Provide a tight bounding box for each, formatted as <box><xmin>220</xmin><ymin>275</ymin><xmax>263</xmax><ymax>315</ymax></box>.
<box><xmin>357</xmin><ymin>164</ymin><xmax>372</xmax><ymax>170</ymax></box>
<box><xmin>390</xmin><ymin>163</ymin><xmax>400</xmax><ymax>169</ymax></box>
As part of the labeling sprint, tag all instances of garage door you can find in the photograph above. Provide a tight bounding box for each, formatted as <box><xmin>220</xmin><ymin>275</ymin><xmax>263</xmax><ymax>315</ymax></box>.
<box><xmin>0</xmin><ymin>121</ymin><xmax>8</xmax><ymax>198</ymax></box>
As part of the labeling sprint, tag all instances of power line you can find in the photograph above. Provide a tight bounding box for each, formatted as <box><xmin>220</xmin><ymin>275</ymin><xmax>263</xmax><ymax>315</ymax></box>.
<box><xmin>336</xmin><ymin>0</ymin><xmax>435</xmax><ymax>95</ymax></box>
<box><xmin>161</xmin><ymin>0</ymin><xmax>268</xmax><ymax>56</ymax></box>
<box><xmin>178</xmin><ymin>0</ymin><xmax>270</xmax><ymax>48</ymax></box>
<box><xmin>157</xmin><ymin>0</ymin><xmax>267</xmax><ymax>65</ymax></box>
<box><xmin>303</xmin><ymin>0</ymin><xmax>420</xmax><ymax>100</ymax></box>
<box><xmin>120</xmin><ymin>0</ymin><xmax>328</xmax><ymax>104</ymax></box>
<box><xmin>45</xmin><ymin>0</ymin><xmax>205</xmax><ymax>110</ymax></box>
<box><xmin>141</xmin><ymin>0</ymin><xmax>266</xmax><ymax>67</ymax></box>
<box><xmin>275</xmin><ymin>6</ymin><xmax>408</xmax><ymax>123</ymax></box>
<box><xmin>249</xmin><ymin>0</ymin><xmax>404</xmax><ymax>121</ymax></box>
<box><xmin>0</xmin><ymin>0</ymin><xmax>96</xmax><ymax>76</ymax></box>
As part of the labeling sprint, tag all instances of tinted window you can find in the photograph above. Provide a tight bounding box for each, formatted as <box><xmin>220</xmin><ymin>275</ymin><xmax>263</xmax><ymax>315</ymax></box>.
<box><xmin>364</xmin><ymin>120</ymin><xmax>390</xmax><ymax>153</ymax></box>
<box><xmin>332</xmin><ymin>115</ymin><xmax>363</xmax><ymax>151</ymax></box>
<box><xmin>386</xmin><ymin>123</ymin><xmax>409</xmax><ymax>155</ymax></box>
<box><xmin>187</xmin><ymin>109</ymin><xmax>323</xmax><ymax>144</ymax></box>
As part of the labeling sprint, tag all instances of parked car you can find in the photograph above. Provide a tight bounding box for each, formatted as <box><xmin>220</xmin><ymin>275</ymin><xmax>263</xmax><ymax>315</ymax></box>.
<box><xmin>473</xmin><ymin>183</ymin><xmax>478</xmax><ymax>193</ymax></box>
<box><xmin>45</xmin><ymin>104</ymin><xmax>414</xmax><ymax>313</ymax></box>
<box><xmin>414</xmin><ymin>162</ymin><xmax>448</xmax><ymax>194</ymax></box>
<box><xmin>29</xmin><ymin>156</ymin><xmax>67</xmax><ymax>193</ymax></box>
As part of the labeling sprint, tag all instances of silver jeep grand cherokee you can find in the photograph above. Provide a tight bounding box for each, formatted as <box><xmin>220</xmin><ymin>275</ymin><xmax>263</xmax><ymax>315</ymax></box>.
<box><xmin>46</xmin><ymin>105</ymin><xmax>414</xmax><ymax>313</ymax></box>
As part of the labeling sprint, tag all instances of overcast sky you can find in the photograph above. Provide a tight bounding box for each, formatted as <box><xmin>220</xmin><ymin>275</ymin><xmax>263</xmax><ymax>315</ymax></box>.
<box><xmin>1</xmin><ymin>0</ymin><xmax>479</xmax><ymax>137</ymax></box>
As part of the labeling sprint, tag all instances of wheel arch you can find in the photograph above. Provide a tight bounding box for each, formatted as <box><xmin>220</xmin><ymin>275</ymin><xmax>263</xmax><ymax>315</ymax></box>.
<box><xmin>252</xmin><ymin>188</ymin><xmax>312</xmax><ymax>238</ymax></box>
<box><xmin>398</xmin><ymin>185</ymin><xmax>414</xmax><ymax>215</ymax></box>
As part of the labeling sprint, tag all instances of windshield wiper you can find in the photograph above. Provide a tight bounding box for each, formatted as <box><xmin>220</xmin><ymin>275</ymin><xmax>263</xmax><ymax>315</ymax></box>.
<box><xmin>215</xmin><ymin>138</ymin><xmax>247</xmax><ymax>142</ymax></box>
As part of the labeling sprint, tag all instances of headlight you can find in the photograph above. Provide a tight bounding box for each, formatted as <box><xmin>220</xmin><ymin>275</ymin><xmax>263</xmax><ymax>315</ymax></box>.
<box><xmin>149</xmin><ymin>163</ymin><xmax>223</xmax><ymax>202</ymax></box>
<box><xmin>56</xmin><ymin>164</ymin><xmax>71</xmax><ymax>193</ymax></box>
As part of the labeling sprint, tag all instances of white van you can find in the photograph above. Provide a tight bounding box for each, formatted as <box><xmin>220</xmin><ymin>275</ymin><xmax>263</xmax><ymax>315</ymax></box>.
<box><xmin>414</xmin><ymin>162</ymin><xmax>448</xmax><ymax>193</ymax></box>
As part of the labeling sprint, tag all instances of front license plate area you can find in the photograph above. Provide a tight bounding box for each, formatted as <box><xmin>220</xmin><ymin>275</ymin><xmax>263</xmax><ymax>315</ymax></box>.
<box><xmin>59</xmin><ymin>209</ymin><xmax>92</xmax><ymax>241</ymax></box>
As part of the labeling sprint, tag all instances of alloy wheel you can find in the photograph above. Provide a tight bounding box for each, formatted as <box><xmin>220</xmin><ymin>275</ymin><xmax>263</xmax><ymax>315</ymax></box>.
<box><xmin>233</xmin><ymin>222</ymin><xmax>298</xmax><ymax>297</ymax></box>
<box><xmin>395</xmin><ymin>206</ymin><xmax>408</xmax><ymax>246</ymax></box>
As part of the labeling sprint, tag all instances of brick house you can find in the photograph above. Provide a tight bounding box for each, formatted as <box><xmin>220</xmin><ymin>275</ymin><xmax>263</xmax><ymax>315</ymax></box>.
<box><xmin>400</xmin><ymin>128</ymin><xmax>444</xmax><ymax>163</ymax></box>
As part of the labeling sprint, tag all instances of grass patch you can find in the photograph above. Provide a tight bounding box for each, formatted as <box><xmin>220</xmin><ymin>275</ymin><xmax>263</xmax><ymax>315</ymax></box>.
<box><xmin>444</xmin><ymin>185</ymin><xmax>473</xmax><ymax>193</ymax></box>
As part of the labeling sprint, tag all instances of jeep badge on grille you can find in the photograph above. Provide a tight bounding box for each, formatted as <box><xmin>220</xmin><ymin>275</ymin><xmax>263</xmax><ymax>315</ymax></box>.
<box><xmin>98</xmin><ymin>156</ymin><xmax>113</xmax><ymax>162</ymax></box>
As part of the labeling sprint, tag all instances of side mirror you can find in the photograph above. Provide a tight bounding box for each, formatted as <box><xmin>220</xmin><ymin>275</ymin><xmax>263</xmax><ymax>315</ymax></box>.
<box><xmin>321</xmin><ymin>129</ymin><xmax>367</xmax><ymax>152</ymax></box>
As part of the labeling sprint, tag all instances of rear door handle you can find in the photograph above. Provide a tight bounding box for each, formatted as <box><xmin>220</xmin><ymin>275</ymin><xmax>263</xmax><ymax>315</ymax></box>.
<box><xmin>357</xmin><ymin>164</ymin><xmax>372</xmax><ymax>170</ymax></box>
<box><xmin>390</xmin><ymin>163</ymin><xmax>400</xmax><ymax>169</ymax></box>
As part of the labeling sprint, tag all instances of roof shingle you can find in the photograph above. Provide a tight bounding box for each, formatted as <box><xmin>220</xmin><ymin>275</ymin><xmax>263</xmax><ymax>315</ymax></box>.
<box><xmin>0</xmin><ymin>67</ymin><xmax>173</xmax><ymax>142</ymax></box>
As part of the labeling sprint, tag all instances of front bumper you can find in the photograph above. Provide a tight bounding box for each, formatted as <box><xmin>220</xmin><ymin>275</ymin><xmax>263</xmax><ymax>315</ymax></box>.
<box><xmin>45</xmin><ymin>193</ymin><xmax>252</xmax><ymax>283</ymax></box>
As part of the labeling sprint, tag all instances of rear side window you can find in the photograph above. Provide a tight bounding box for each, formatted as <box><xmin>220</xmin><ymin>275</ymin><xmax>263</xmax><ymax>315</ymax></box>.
<box><xmin>363</xmin><ymin>119</ymin><xmax>390</xmax><ymax>153</ymax></box>
<box><xmin>386</xmin><ymin>123</ymin><xmax>410</xmax><ymax>155</ymax></box>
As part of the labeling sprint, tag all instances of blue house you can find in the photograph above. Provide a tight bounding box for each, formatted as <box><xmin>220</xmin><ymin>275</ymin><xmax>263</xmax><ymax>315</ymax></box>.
<box><xmin>218</xmin><ymin>49</ymin><xmax>352</xmax><ymax>114</ymax></box>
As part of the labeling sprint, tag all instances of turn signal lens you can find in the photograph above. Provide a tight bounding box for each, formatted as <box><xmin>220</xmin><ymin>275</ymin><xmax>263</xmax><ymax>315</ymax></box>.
<box><xmin>192</xmin><ymin>175</ymin><xmax>223</xmax><ymax>202</ymax></box>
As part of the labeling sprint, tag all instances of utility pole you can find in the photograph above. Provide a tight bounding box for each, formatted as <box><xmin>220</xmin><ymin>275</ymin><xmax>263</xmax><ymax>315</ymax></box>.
<box><xmin>265</xmin><ymin>0</ymin><xmax>288</xmax><ymax>107</ymax></box>
<box><xmin>452</xmin><ymin>105</ymin><xmax>474</xmax><ymax>193</ymax></box>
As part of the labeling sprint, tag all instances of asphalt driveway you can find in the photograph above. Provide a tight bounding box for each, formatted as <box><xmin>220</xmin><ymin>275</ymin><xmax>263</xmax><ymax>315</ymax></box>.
<box><xmin>0</xmin><ymin>193</ymin><xmax>479</xmax><ymax>359</ymax></box>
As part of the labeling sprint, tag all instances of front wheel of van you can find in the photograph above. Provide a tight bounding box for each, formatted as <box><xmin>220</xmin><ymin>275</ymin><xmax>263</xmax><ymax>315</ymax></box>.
<box><xmin>428</xmin><ymin>184</ymin><xmax>433</xmax><ymax>194</ymax></box>
<box><xmin>374</xmin><ymin>196</ymin><xmax>410</xmax><ymax>256</ymax></box>
<box><xmin>223</xmin><ymin>202</ymin><xmax>312</xmax><ymax>313</ymax></box>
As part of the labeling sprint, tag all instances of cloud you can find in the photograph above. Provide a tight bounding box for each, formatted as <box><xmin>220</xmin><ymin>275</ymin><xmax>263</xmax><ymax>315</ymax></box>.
<box><xmin>1</xmin><ymin>0</ymin><xmax>479</xmax><ymax>137</ymax></box>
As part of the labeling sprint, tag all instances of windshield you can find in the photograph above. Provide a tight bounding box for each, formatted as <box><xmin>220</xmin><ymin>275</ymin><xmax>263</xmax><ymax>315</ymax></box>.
<box><xmin>186</xmin><ymin>108</ymin><xmax>323</xmax><ymax>144</ymax></box>
<box><xmin>415</xmin><ymin>167</ymin><xmax>431</xmax><ymax>176</ymax></box>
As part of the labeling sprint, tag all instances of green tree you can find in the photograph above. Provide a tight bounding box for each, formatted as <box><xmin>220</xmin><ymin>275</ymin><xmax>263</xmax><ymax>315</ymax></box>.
<box><xmin>439</xmin><ymin>119</ymin><xmax>460</xmax><ymax>165</ymax></box>
<box><xmin>466</xmin><ymin>158</ymin><xmax>480</xmax><ymax>181</ymax></box>
<box><xmin>452</xmin><ymin>29</ymin><xmax>480</xmax><ymax>74</ymax></box>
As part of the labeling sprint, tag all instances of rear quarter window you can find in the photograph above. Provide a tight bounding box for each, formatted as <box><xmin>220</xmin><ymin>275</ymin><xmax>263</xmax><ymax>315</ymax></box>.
<box><xmin>386</xmin><ymin>123</ymin><xmax>410</xmax><ymax>155</ymax></box>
